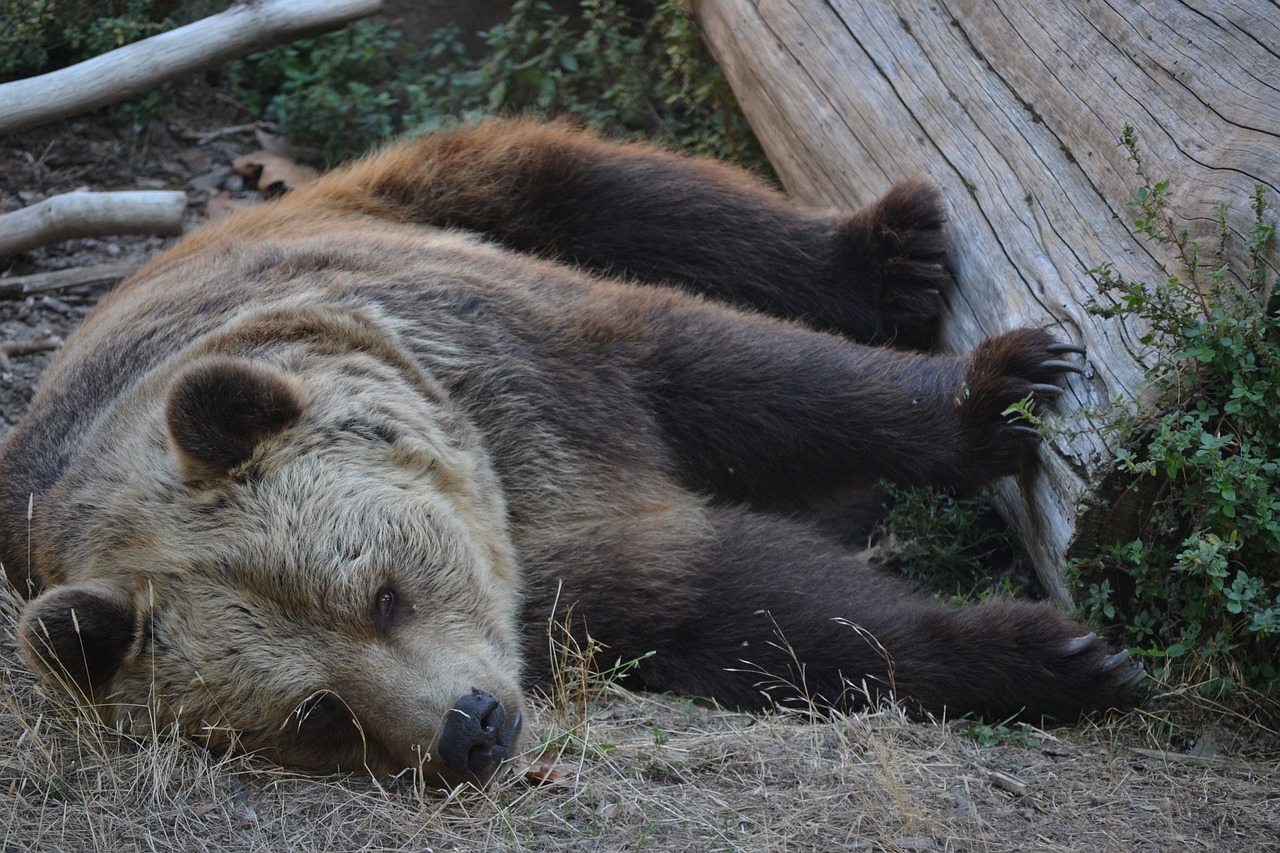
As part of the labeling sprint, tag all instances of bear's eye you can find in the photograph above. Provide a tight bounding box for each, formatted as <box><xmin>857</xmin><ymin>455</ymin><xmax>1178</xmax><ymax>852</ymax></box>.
<box><xmin>374</xmin><ymin>587</ymin><xmax>397</xmax><ymax>631</ymax></box>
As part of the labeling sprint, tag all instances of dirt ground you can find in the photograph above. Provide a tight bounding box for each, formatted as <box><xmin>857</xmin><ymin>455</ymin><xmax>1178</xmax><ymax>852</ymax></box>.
<box><xmin>2</xmin><ymin>83</ymin><xmax>1279</xmax><ymax>853</ymax></box>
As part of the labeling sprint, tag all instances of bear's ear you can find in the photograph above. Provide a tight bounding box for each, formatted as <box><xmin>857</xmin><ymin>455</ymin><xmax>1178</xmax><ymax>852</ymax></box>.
<box><xmin>165</xmin><ymin>357</ymin><xmax>304</xmax><ymax>484</ymax></box>
<box><xmin>18</xmin><ymin>582</ymin><xmax>138</xmax><ymax>699</ymax></box>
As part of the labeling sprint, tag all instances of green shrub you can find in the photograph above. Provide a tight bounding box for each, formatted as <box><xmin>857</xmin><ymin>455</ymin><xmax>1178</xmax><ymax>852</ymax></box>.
<box><xmin>406</xmin><ymin>0</ymin><xmax>763</xmax><ymax>164</ymax></box>
<box><xmin>1076</xmin><ymin>126</ymin><xmax>1280</xmax><ymax>700</ymax></box>
<box><xmin>230</xmin><ymin>0</ymin><xmax>767</xmax><ymax>170</ymax></box>
<box><xmin>0</xmin><ymin>0</ymin><xmax>186</xmax><ymax>83</ymax></box>
<box><xmin>879</xmin><ymin>483</ymin><xmax>1027</xmax><ymax>603</ymax></box>
<box><xmin>227</xmin><ymin>22</ymin><xmax>410</xmax><ymax>165</ymax></box>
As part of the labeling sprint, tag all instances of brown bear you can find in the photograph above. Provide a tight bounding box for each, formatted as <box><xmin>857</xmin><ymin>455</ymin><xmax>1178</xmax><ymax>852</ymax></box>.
<box><xmin>0</xmin><ymin>121</ymin><xmax>1144</xmax><ymax>787</ymax></box>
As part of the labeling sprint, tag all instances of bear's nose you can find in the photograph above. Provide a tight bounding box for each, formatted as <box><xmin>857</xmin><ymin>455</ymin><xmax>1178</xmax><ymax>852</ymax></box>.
<box><xmin>436</xmin><ymin>688</ymin><xmax>522</xmax><ymax>783</ymax></box>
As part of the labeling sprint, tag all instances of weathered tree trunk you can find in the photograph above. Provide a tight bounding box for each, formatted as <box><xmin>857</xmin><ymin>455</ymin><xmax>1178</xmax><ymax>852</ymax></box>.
<box><xmin>696</xmin><ymin>0</ymin><xmax>1280</xmax><ymax>607</ymax></box>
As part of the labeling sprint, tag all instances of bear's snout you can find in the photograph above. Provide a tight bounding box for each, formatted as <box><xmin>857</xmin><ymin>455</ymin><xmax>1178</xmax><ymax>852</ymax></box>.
<box><xmin>435</xmin><ymin>688</ymin><xmax>522</xmax><ymax>783</ymax></box>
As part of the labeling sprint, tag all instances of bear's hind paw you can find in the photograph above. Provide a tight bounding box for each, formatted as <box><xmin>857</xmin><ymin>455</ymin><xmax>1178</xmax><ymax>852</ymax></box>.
<box><xmin>840</xmin><ymin>179</ymin><xmax>953</xmax><ymax>350</ymax></box>
<box><xmin>1060</xmin><ymin>631</ymin><xmax>1149</xmax><ymax>711</ymax></box>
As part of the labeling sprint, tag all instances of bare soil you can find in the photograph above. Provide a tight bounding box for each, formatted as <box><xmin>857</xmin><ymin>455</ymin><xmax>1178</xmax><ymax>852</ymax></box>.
<box><xmin>2</xmin><ymin>83</ymin><xmax>1278</xmax><ymax>853</ymax></box>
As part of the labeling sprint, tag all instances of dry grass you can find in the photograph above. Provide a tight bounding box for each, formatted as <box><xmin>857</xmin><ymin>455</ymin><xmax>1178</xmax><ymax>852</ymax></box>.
<box><xmin>3</xmin><ymin>582</ymin><xmax>1278</xmax><ymax>853</ymax></box>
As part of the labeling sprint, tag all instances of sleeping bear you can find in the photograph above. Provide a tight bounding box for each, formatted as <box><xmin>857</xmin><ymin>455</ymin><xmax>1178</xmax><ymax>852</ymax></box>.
<box><xmin>0</xmin><ymin>121</ymin><xmax>1144</xmax><ymax>787</ymax></box>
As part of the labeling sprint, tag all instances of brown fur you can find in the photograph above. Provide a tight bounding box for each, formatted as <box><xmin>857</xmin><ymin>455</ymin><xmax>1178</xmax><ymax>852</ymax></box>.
<box><xmin>0</xmin><ymin>121</ymin><xmax>1143</xmax><ymax>785</ymax></box>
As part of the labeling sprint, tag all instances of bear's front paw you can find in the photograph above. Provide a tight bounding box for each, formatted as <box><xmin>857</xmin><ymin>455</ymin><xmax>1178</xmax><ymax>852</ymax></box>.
<box><xmin>957</xmin><ymin>327</ymin><xmax>1085</xmax><ymax>480</ymax></box>
<box><xmin>840</xmin><ymin>179</ymin><xmax>952</xmax><ymax>350</ymax></box>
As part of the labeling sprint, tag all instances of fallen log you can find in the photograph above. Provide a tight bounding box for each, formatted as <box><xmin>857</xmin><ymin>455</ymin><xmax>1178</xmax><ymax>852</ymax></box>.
<box><xmin>696</xmin><ymin>0</ymin><xmax>1280</xmax><ymax>606</ymax></box>
<box><xmin>0</xmin><ymin>0</ymin><xmax>384</xmax><ymax>134</ymax></box>
<box><xmin>0</xmin><ymin>191</ymin><xmax>186</xmax><ymax>258</ymax></box>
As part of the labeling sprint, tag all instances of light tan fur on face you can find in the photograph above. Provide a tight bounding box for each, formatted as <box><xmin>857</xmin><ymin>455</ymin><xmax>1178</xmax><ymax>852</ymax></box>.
<box><xmin>31</xmin><ymin>302</ymin><xmax>524</xmax><ymax>778</ymax></box>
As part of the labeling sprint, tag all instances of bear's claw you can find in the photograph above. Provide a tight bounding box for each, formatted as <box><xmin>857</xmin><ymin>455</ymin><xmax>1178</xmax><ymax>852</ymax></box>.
<box><xmin>1070</xmin><ymin>633</ymin><xmax>1149</xmax><ymax>694</ymax></box>
<box><xmin>1028</xmin><ymin>383</ymin><xmax>1066</xmax><ymax>398</ymax></box>
<box><xmin>1102</xmin><ymin>649</ymin><xmax>1131</xmax><ymax>670</ymax></box>
<box><xmin>1064</xmin><ymin>632</ymin><xmax>1097</xmax><ymax>655</ymax></box>
<box><xmin>1120</xmin><ymin>664</ymin><xmax>1149</xmax><ymax>689</ymax></box>
<box><xmin>1038</xmin><ymin>359</ymin><xmax>1086</xmax><ymax>375</ymax></box>
<box><xmin>1057</xmin><ymin>632</ymin><xmax>1148</xmax><ymax>709</ymax></box>
<box><xmin>956</xmin><ymin>329</ymin><xmax>1089</xmax><ymax>481</ymax></box>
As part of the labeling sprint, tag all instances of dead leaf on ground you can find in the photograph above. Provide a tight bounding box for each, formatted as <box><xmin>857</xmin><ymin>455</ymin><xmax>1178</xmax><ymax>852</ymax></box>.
<box><xmin>231</xmin><ymin>150</ymin><xmax>318</xmax><ymax>193</ymax></box>
<box><xmin>517</xmin><ymin>748</ymin><xmax>571</xmax><ymax>786</ymax></box>
<box><xmin>205</xmin><ymin>190</ymin><xmax>256</xmax><ymax>221</ymax></box>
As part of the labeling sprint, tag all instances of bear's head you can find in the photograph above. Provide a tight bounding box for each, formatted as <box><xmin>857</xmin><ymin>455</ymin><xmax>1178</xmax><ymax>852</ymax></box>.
<box><xmin>16</xmin><ymin>309</ymin><xmax>526</xmax><ymax>786</ymax></box>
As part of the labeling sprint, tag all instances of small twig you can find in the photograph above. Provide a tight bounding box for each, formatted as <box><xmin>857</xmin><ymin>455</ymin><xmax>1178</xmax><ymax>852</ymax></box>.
<box><xmin>174</xmin><ymin>122</ymin><xmax>270</xmax><ymax>143</ymax></box>
<box><xmin>0</xmin><ymin>262</ymin><xmax>140</xmax><ymax>299</ymax></box>
<box><xmin>1128</xmin><ymin>747</ymin><xmax>1252</xmax><ymax>770</ymax></box>
<box><xmin>0</xmin><ymin>334</ymin><xmax>64</xmax><ymax>370</ymax></box>
<box><xmin>986</xmin><ymin>769</ymin><xmax>1031</xmax><ymax>796</ymax></box>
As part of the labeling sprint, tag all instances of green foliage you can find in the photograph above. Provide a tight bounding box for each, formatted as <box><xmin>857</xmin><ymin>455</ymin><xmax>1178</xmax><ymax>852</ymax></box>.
<box><xmin>230</xmin><ymin>0</ymin><xmax>767</xmax><ymax>170</ymax></box>
<box><xmin>880</xmin><ymin>483</ymin><xmax>1026</xmax><ymax>603</ymax></box>
<box><xmin>411</xmin><ymin>0</ymin><xmax>762</xmax><ymax>163</ymax></box>
<box><xmin>228</xmin><ymin>22</ymin><xmax>410</xmax><ymax>165</ymax></box>
<box><xmin>0</xmin><ymin>0</ymin><xmax>57</xmax><ymax>80</ymax></box>
<box><xmin>963</xmin><ymin>715</ymin><xmax>1042</xmax><ymax>748</ymax></box>
<box><xmin>0</xmin><ymin>0</ymin><xmax>183</xmax><ymax>83</ymax></box>
<box><xmin>1077</xmin><ymin>125</ymin><xmax>1280</xmax><ymax>697</ymax></box>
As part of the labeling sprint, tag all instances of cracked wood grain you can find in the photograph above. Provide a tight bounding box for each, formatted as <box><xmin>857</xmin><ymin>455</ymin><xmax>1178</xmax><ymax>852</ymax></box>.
<box><xmin>697</xmin><ymin>0</ymin><xmax>1279</xmax><ymax>605</ymax></box>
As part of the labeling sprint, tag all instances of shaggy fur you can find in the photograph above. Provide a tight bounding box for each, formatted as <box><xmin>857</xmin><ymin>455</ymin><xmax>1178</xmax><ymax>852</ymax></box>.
<box><xmin>0</xmin><ymin>121</ymin><xmax>1143</xmax><ymax>785</ymax></box>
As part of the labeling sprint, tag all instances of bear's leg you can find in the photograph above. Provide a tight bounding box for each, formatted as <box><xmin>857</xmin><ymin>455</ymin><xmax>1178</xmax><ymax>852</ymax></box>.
<box><xmin>605</xmin><ymin>289</ymin><xmax>1082</xmax><ymax>504</ymax></box>
<box><xmin>619</xmin><ymin>507</ymin><xmax>1145</xmax><ymax>723</ymax></box>
<box><xmin>318</xmin><ymin>121</ymin><xmax>949</xmax><ymax>347</ymax></box>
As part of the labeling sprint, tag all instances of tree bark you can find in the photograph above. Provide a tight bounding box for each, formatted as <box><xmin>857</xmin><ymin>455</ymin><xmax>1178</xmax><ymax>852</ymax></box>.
<box><xmin>696</xmin><ymin>0</ymin><xmax>1280</xmax><ymax>607</ymax></box>
<box><xmin>0</xmin><ymin>0</ymin><xmax>384</xmax><ymax>134</ymax></box>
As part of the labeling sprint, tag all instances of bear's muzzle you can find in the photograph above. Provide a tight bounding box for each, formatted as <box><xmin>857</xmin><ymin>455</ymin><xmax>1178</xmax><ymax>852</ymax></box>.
<box><xmin>435</xmin><ymin>688</ymin><xmax>522</xmax><ymax>784</ymax></box>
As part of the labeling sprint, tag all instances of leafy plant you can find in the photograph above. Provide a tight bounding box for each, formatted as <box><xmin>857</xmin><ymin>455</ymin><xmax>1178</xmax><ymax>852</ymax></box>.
<box><xmin>411</xmin><ymin>0</ymin><xmax>762</xmax><ymax>164</ymax></box>
<box><xmin>963</xmin><ymin>715</ymin><xmax>1042</xmax><ymax>748</ymax></box>
<box><xmin>229</xmin><ymin>0</ymin><xmax>768</xmax><ymax>170</ymax></box>
<box><xmin>1076</xmin><ymin>125</ymin><xmax>1280</xmax><ymax>699</ymax></box>
<box><xmin>0</xmin><ymin>0</ymin><xmax>189</xmax><ymax>83</ymax></box>
<box><xmin>879</xmin><ymin>482</ymin><xmax>1029</xmax><ymax>603</ymax></box>
<box><xmin>0</xmin><ymin>0</ymin><xmax>58</xmax><ymax>80</ymax></box>
<box><xmin>226</xmin><ymin>22</ymin><xmax>410</xmax><ymax>165</ymax></box>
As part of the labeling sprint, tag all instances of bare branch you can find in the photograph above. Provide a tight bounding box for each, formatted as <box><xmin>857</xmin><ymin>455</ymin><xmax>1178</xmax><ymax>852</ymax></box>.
<box><xmin>0</xmin><ymin>192</ymin><xmax>186</xmax><ymax>258</ymax></box>
<box><xmin>0</xmin><ymin>262</ymin><xmax>141</xmax><ymax>299</ymax></box>
<box><xmin>0</xmin><ymin>334</ymin><xmax>64</xmax><ymax>370</ymax></box>
<box><xmin>0</xmin><ymin>0</ymin><xmax>384</xmax><ymax>134</ymax></box>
